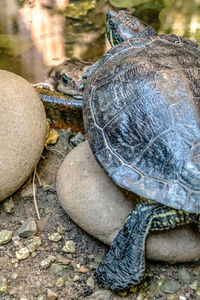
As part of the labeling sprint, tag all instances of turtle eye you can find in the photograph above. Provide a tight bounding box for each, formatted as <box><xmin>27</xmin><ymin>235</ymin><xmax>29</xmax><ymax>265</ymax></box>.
<box><xmin>62</xmin><ymin>74</ymin><xmax>71</xmax><ymax>86</ymax></box>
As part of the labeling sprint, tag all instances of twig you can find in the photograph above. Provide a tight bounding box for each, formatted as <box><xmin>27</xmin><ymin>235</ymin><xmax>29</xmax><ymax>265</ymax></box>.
<box><xmin>35</xmin><ymin>169</ymin><xmax>43</xmax><ymax>186</ymax></box>
<box><xmin>33</xmin><ymin>167</ymin><xmax>41</xmax><ymax>220</ymax></box>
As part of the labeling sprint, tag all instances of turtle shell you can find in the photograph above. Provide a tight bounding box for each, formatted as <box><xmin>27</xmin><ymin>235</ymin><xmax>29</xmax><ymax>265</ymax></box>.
<box><xmin>83</xmin><ymin>34</ymin><xmax>200</xmax><ymax>213</ymax></box>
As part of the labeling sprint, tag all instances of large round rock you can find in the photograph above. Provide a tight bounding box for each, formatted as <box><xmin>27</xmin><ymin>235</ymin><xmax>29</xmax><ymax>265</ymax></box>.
<box><xmin>57</xmin><ymin>141</ymin><xmax>200</xmax><ymax>262</ymax></box>
<box><xmin>0</xmin><ymin>70</ymin><xmax>46</xmax><ymax>201</ymax></box>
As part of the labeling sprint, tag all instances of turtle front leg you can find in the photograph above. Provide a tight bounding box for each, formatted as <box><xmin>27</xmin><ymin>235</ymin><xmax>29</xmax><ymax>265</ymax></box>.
<box><xmin>95</xmin><ymin>203</ymin><xmax>199</xmax><ymax>291</ymax></box>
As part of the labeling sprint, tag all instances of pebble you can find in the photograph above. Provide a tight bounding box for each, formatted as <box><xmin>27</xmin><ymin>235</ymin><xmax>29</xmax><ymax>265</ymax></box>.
<box><xmin>86</xmin><ymin>276</ymin><xmax>95</xmax><ymax>289</ymax></box>
<box><xmin>136</xmin><ymin>295</ymin><xmax>144</xmax><ymax>300</ymax></box>
<box><xmin>2</xmin><ymin>197</ymin><xmax>14</xmax><ymax>213</ymax></box>
<box><xmin>32</xmin><ymin>251</ymin><xmax>37</xmax><ymax>258</ymax></box>
<box><xmin>86</xmin><ymin>289</ymin><xmax>113</xmax><ymax>299</ymax></box>
<box><xmin>57</xmin><ymin>226</ymin><xmax>65</xmax><ymax>234</ymax></box>
<box><xmin>73</xmin><ymin>275</ymin><xmax>80</xmax><ymax>282</ymax></box>
<box><xmin>48</xmin><ymin>233</ymin><xmax>62</xmax><ymax>242</ymax></box>
<box><xmin>0</xmin><ymin>70</ymin><xmax>46</xmax><ymax>202</ymax></box>
<box><xmin>189</xmin><ymin>280</ymin><xmax>198</xmax><ymax>290</ymax></box>
<box><xmin>55</xmin><ymin>277</ymin><xmax>65</xmax><ymax>287</ymax></box>
<box><xmin>27</xmin><ymin>236</ymin><xmax>42</xmax><ymax>247</ymax></box>
<box><xmin>37</xmin><ymin>296</ymin><xmax>46</xmax><ymax>300</ymax></box>
<box><xmin>40</xmin><ymin>259</ymin><xmax>51</xmax><ymax>269</ymax></box>
<box><xmin>10</xmin><ymin>258</ymin><xmax>18</xmax><ymax>267</ymax></box>
<box><xmin>179</xmin><ymin>296</ymin><xmax>187</xmax><ymax>300</ymax></box>
<box><xmin>18</xmin><ymin>217</ymin><xmax>37</xmax><ymax>238</ymax></box>
<box><xmin>27</xmin><ymin>243</ymin><xmax>36</xmax><ymax>253</ymax></box>
<box><xmin>50</xmin><ymin>263</ymin><xmax>63</xmax><ymax>274</ymax></box>
<box><xmin>13</xmin><ymin>239</ymin><xmax>24</xmax><ymax>249</ymax></box>
<box><xmin>47</xmin><ymin>289</ymin><xmax>58</xmax><ymax>300</ymax></box>
<box><xmin>79</xmin><ymin>265</ymin><xmax>89</xmax><ymax>273</ymax></box>
<box><xmin>57</xmin><ymin>141</ymin><xmax>200</xmax><ymax>263</ymax></box>
<box><xmin>0</xmin><ymin>230</ymin><xmax>12</xmax><ymax>245</ymax></box>
<box><xmin>161</xmin><ymin>280</ymin><xmax>181</xmax><ymax>294</ymax></box>
<box><xmin>178</xmin><ymin>267</ymin><xmax>191</xmax><ymax>284</ymax></box>
<box><xmin>16</xmin><ymin>247</ymin><xmax>30</xmax><ymax>260</ymax></box>
<box><xmin>56</xmin><ymin>257</ymin><xmax>70</xmax><ymax>266</ymax></box>
<box><xmin>11</xmin><ymin>273</ymin><xmax>19</xmax><ymax>280</ymax></box>
<box><xmin>62</xmin><ymin>240</ymin><xmax>75</xmax><ymax>253</ymax></box>
<box><xmin>0</xmin><ymin>276</ymin><xmax>8</xmax><ymax>293</ymax></box>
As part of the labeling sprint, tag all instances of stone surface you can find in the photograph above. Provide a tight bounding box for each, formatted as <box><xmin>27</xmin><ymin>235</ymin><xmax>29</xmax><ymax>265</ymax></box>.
<box><xmin>0</xmin><ymin>276</ymin><xmax>8</xmax><ymax>293</ymax></box>
<box><xmin>86</xmin><ymin>276</ymin><xmax>95</xmax><ymax>289</ymax></box>
<box><xmin>0</xmin><ymin>230</ymin><xmax>12</xmax><ymax>245</ymax></box>
<box><xmin>18</xmin><ymin>217</ymin><xmax>37</xmax><ymax>238</ymax></box>
<box><xmin>161</xmin><ymin>280</ymin><xmax>181</xmax><ymax>294</ymax></box>
<box><xmin>48</xmin><ymin>233</ymin><xmax>62</xmax><ymax>242</ymax></box>
<box><xmin>86</xmin><ymin>289</ymin><xmax>113</xmax><ymax>300</ymax></box>
<box><xmin>0</xmin><ymin>70</ymin><xmax>46</xmax><ymax>202</ymax></box>
<box><xmin>16</xmin><ymin>247</ymin><xmax>30</xmax><ymax>260</ymax></box>
<box><xmin>2</xmin><ymin>197</ymin><xmax>15</xmax><ymax>213</ymax></box>
<box><xmin>62</xmin><ymin>240</ymin><xmax>75</xmax><ymax>253</ymax></box>
<box><xmin>178</xmin><ymin>268</ymin><xmax>191</xmax><ymax>284</ymax></box>
<box><xmin>57</xmin><ymin>141</ymin><xmax>200</xmax><ymax>263</ymax></box>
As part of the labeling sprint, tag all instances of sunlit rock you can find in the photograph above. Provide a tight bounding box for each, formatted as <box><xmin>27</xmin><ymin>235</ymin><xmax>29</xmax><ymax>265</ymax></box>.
<box><xmin>0</xmin><ymin>70</ymin><xmax>46</xmax><ymax>201</ymax></box>
<box><xmin>57</xmin><ymin>141</ymin><xmax>200</xmax><ymax>263</ymax></box>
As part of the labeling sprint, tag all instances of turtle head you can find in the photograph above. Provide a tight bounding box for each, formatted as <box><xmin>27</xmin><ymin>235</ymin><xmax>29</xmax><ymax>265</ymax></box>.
<box><xmin>106</xmin><ymin>10</ymin><xmax>157</xmax><ymax>47</ymax></box>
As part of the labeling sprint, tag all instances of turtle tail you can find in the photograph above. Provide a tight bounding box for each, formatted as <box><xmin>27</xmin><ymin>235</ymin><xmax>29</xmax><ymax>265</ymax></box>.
<box><xmin>95</xmin><ymin>203</ymin><xmax>199</xmax><ymax>291</ymax></box>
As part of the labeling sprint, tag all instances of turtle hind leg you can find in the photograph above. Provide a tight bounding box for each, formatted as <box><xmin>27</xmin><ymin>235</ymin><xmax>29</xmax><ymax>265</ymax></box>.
<box><xmin>95</xmin><ymin>203</ymin><xmax>199</xmax><ymax>292</ymax></box>
<box><xmin>95</xmin><ymin>203</ymin><xmax>157</xmax><ymax>291</ymax></box>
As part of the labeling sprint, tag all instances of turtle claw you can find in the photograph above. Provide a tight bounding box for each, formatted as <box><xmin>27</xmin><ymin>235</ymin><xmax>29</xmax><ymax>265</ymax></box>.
<box><xmin>95</xmin><ymin>203</ymin><xmax>157</xmax><ymax>291</ymax></box>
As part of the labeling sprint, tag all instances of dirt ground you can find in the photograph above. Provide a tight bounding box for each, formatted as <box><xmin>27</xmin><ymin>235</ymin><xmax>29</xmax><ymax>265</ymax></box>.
<box><xmin>1</xmin><ymin>129</ymin><xmax>200</xmax><ymax>300</ymax></box>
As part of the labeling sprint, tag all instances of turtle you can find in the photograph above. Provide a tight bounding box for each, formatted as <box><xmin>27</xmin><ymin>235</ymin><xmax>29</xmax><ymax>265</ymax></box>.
<box><xmin>81</xmin><ymin>10</ymin><xmax>200</xmax><ymax>291</ymax></box>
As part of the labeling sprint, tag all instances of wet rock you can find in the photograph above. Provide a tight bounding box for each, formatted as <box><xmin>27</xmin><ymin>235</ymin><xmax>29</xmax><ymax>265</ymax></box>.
<box><xmin>0</xmin><ymin>70</ymin><xmax>46</xmax><ymax>202</ymax></box>
<box><xmin>18</xmin><ymin>217</ymin><xmax>37</xmax><ymax>238</ymax></box>
<box><xmin>16</xmin><ymin>247</ymin><xmax>30</xmax><ymax>260</ymax></box>
<box><xmin>2</xmin><ymin>197</ymin><xmax>14</xmax><ymax>213</ymax></box>
<box><xmin>48</xmin><ymin>233</ymin><xmax>62</xmax><ymax>242</ymax></box>
<box><xmin>0</xmin><ymin>276</ymin><xmax>8</xmax><ymax>293</ymax></box>
<box><xmin>86</xmin><ymin>289</ymin><xmax>113</xmax><ymax>300</ymax></box>
<box><xmin>161</xmin><ymin>280</ymin><xmax>181</xmax><ymax>294</ymax></box>
<box><xmin>0</xmin><ymin>230</ymin><xmax>12</xmax><ymax>245</ymax></box>
<box><xmin>57</xmin><ymin>141</ymin><xmax>200</xmax><ymax>263</ymax></box>
<box><xmin>62</xmin><ymin>240</ymin><xmax>75</xmax><ymax>253</ymax></box>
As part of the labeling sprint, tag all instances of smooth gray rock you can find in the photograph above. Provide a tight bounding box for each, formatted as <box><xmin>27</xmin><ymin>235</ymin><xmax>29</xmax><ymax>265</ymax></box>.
<box><xmin>57</xmin><ymin>141</ymin><xmax>200</xmax><ymax>262</ymax></box>
<box><xmin>0</xmin><ymin>70</ymin><xmax>46</xmax><ymax>202</ymax></box>
<box><xmin>18</xmin><ymin>217</ymin><xmax>37</xmax><ymax>238</ymax></box>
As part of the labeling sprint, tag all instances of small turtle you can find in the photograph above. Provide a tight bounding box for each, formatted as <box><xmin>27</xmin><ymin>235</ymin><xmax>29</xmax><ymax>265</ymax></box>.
<box><xmin>82</xmin><ymin>10</ymin><xmax>200</xmax><ymax>291</ymax></box>
<box><xmin>33</xmin><ymin>59</ymin><xmax>91</xmax><ymax>99</ymax></box>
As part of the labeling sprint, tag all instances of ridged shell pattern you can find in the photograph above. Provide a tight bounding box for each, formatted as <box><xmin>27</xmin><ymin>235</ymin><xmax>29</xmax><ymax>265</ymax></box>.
<box><xmin>83</xmin><ymin>34</ymin><xmax>200</xmax><ymax>213</ymax></box>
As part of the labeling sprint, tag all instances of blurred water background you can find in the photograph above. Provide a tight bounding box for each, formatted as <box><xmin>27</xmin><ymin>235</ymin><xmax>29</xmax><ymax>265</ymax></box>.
<box><xmin>0</xmin><ymin>0</ymin><xmax>199</xmax><ymax>83</ymax></box>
